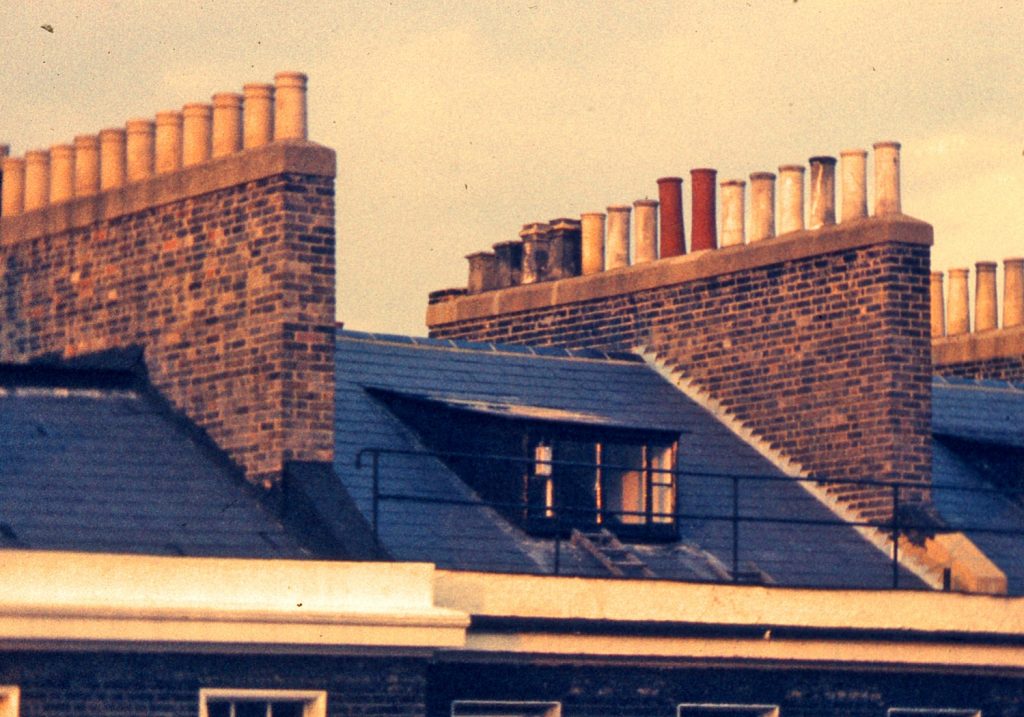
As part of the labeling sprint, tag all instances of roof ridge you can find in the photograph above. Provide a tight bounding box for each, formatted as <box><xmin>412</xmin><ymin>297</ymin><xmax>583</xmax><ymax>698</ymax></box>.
<box><xmin>336</xmin><ymin>328</ymin><xmax>643</xmax><ymax>363</ymax></box>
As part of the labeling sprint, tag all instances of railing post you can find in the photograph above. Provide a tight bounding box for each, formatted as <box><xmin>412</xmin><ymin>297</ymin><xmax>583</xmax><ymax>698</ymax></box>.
<box><xmin>732</xmin><ymin>475</ymin><xmax>740</xmax><ymax>581</ymax></box>
<box><xmin>371</xmin><ymin>450</ymin><xmax>381</xmax><ymax>548</ymax></box>
<box><xmin>891</xmin><ymin>483</ymin><xmax>900</xmax><ymax>589</ymax></box>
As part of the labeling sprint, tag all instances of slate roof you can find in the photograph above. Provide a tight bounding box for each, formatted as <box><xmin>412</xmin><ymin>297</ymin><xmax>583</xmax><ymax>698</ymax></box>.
<box><xmin>932</xmin><ymin>377</ymin><xmax>1024</xmax><ymax>593</ymax></box>
<box><xmin>333</xmin><ymin>330</ymin><xmax>914</xmax><ymax>589</ymax></box>
<box><xmin>0</xmin><ymin>364</ymin><xmax>308</xmax><ymax>559</ymax></box>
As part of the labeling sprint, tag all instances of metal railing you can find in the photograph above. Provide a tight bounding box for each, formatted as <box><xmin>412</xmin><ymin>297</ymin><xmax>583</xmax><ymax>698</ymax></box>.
<box><xmin>354</xmin><ymin>446</ymin><xmax>1024</xmax><ymax>589</ymax></box>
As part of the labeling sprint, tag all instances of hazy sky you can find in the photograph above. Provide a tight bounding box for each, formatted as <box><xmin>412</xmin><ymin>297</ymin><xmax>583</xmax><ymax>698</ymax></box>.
<box><xmin>2</xmin><ymin>1</ymin><xmax>1021</xmax><ymax>335</ymax></box>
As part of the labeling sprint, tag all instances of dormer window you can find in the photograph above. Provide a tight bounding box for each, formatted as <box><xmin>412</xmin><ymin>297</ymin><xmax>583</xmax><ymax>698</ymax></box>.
<box><xmin>369</xmin><ymin>389</ymin><xmax>679</xmax><ymax>542</ymax></box>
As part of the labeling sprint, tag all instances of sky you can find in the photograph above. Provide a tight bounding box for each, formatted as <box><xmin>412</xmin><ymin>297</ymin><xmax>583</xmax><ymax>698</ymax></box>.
<box><xmin>1</xmin><ymin>1</ymin><xmax>1021</xmax><ymax>336</ymax></box>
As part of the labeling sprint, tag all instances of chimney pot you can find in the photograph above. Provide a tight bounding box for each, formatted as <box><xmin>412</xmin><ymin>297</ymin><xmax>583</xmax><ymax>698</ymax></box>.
<box><xmin>99</xmin><ymin>128</ymin><xmax>127</xmax><ymax>190</ymax></box>
<box><xmin>777</xmin><ymin>164</ymin><xmax>805</xmax><ymax>234</ymax></box>
<box><xmin>975</xmin><ymin>261</ymin><xmax>998</xmax><ymax>331</ymax></box>
<box><xmin>126</xmin><ymin>118</ymin><xmax>156</xmax><ymax>181</ymax></box>
<box><xmin>947</xmin><ymin>268</ymin><xmax>971</xmax><ymax>336</ymax></box>
<box><xmin>1004</xmin><ymin>258</ymin><xmax>1024</xmax><ymax>328</ymax></box>
<box><xmin>155</xmin><ymin>111</ymin><xmax>184</xmax><ymax>174</ymax></box>
<box><xmin>520</xmin><ymin>223</ymin><xmax>552</xmax><ymax>284</ymax></box>
<box><xmin>748</xmin><ymin>172</ymin><xmax>776</xmax><ymax>242</ymax></box>
<box><xmin>23</xmin><ymin>149</ymin><xmax>51</xmax><ymax>211</ymax></box>
<box><xmin>547</xmin><ymin>217</ymin><xmax>582</xmax><ymax>279</ymax></box>
<box><xmin>274</xmin><ymin>71</ymin><xmax>308</xmax><ymax>141</ymax></box>
<box><xmin>243</xmin><ymin>83</ymin><xmax>275</xmax><ymax>148</ymax></box>
<box><xmin>633</xmin><ymin>199</ymin><xmax>659</xmax><ymax>264</ymax></box>
<box><xmin>930</xmin><ymin>271</ymin><xmax>946</xmax><ymax>338</ymax></box>
<box><xmin>466</xmin><ymin>251</ymin><xmax>499</xmax><ymax>293</ymax></box>
<box><xmin>873</xmin><ymin>141</ymin><xmax>902</xmax><ymax>215</ymax></box>
<box><xmin>719</xmin><ymin>179</ymin><xmax>746</xmax><ymax>247</ymax></box>
<box><xmin>493</xmin><ymin>240</ymin><xmax>524</xmax><ymax>288</ymax></box>
<box><xmin>690</xmin><ymin>168</ymin><xmax>717</xmax><ymax>251</ymax></box>
<box><xmin>212</xmin><ymin>92</ymin><xmax>244</xmax><ymax>157</ymax></box>
<box><xmin>49</xmin><ymin>144</ymin><xmax>75</xmax><ymax>204</ymax></box>
<box><xmin>657</xmin><ymin>176</ymin><xmax>685</xmax><ymax>257</ymax></box>
<box><xmin>580</xmin><ymin>212</ymin><xmax>606</xmax><ymax>274</ymax></box>
<box><xmin>74</xmin><ymin>135</ymin><xmax>100</xmax><ymax>197</ymax></box>
<box><xmin>1</xmin><ymin>157</ymin><xmax>26</xmax><ymax>217</ymax></box>
<box><xmin>840</xmin><ymin>149</ymin><xmax>868</xmax><ymax>221</ymax></box>
<box><xmin>808</xmin><ymin>156</ymin><xmax>837</xmax><ymax>229</ymax></box>
<box><xmin>605</xmin><ymin>205</ymin><xmax>632</xmax><ymax>269</ymax></box>
<box><xmin>182</xmin><ymin>103</ymin><xmax>213</xmax><ymax>167</ymax></box>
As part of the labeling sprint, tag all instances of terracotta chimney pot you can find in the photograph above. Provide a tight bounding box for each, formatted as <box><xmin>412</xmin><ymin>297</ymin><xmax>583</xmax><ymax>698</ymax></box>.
<box><xmin>748</xmin><ymin>172</ymin><xmax>775</xmax><ymax>242</ymax></box>
<box><xmin>74</xmin><ymin>135</ymin><xmax>100</xmax><ymax>197</ymax></box>
<box><xmin>155</xmin><ymin>111</ymin><xmax>183</xmax><ymax>174</ymax></box>
<box><xmin>657</xmin><ymin>177</ymin><xmax>685</xmax><ymax>257</ymax></box>
<box><xmin>243</xmin><ymin>83</ymin><xmax>275</xmax><ymax>148</ymax></box>
<box><xmin>274</xmin><ymin>71</ymin><xmax>308</xmax><ymax>140</ymax></box>
<box><xmin>930</xmin><ymin>271</ymin><xmax>946</xmax><ymax>338</ymax></box>
<box><xmin>1004</xmin><ymin>258</ymin><xmax>1024</xmax><ymax>328</ymax></box>
<box><xmin>580</xmin><ymin>212</ymin><xmax>606</xmax><ymax>275</ymax></box>
<box><xmin>975</xmin><ymin>261</ymin><xmax>998</xmax><ymax>331</ymax></box>
<box><xmin>212</xmin><ymin>92</ymin><xmax>244</xmax><ymax>157</ymax></box>
<box><xmin>182</xmin><ymin>103</ymin><xmax>212</xmax><ymax>167</ymax></box>
<box><xmin>777</xmin><ymin>164</ymin><xmax>805</xmax><ymax>235</ymax></box>
<box><xmin>840</xmin><ymin>149</ymin><xmax>867</xmax><ymax>222</ymax></box>
<box><xmin>126</xmin><ymin>118</ymin><xmax>155</xmax><ymax>181</ymax></box>
<box><xmin>49</xmin><ymin>144</ymin><xmax>75</xmax><ymax>203</ymax></box>
<box><xmin>947</xmin><ymin>268</ymin><xmax>970</xmax><ymax>336</ymax></box>
<box><xmin>1</xmin><ymin>157</ymin><xmax>26</xmax><ymax>217</ymax></box>
<box><xmin>873</xmin><ymin>141</ymin><xmax>901</xmax><ymax>216</ymax></box>
<box><xmin>719</xmin><ymin>180</ymin><xmax>746</xmax><ymax>247</ymax></box>
<box><xmin>808</xmin><ymin>156</ymin><xmax>837</xmax><ymax>229</ymax></box>
<box><xmin>605</xmin><ymin>205</ymin><xmax>632</xmax><ymax>269</ymax></box>
<box><xmin>690</xmin><ymin>168</ymin><xmax>717</xmax><ymax>251</ymax></box>
<box><xmin>633</xmin><ymin>199</ymin><xmax>659</xmax><ymax>264</ymax></box>
<box><xmin>24</xmin><ymin>149</ymin><xmax>51</xmax><ymax>211</ymax></box>
<box><xmin>99</xmin><ymin>128</ymin><xmax>126</xmax><ymax>190</ymax></box>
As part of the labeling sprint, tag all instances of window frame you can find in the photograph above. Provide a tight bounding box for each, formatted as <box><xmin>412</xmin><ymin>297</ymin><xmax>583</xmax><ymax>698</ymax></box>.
<box><xmin>198</xmin><ymin>688</ymin><xmax>327</xmax><ymax>717</ymax></box>
<box><xmin>677</xmin><ymin>703</ymin><xmax>780</xmax><ymax>717</ymax></box>
<box><xmin>887</xmin><ymin>709</ymin><xmax>981</xmax><ymax>717</ymax></box>
<box><xmin>452</xmin><ymin>700</ymin><xmax>561</xmax><ymax>717</ymax></box>
<box><xmin>0</xmin><ymin>686</ymin><xmax>19</xmax><ymax>717</ymax></box>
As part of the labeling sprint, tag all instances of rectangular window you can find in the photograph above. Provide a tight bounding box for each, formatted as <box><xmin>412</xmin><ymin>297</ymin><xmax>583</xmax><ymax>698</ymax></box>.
<box><xmin>0</xmin><ymin>686</ymin><xmax>19</xmax><ymax>717</ymax></box>
<box><xmin>888</xmin><ymin>710</ymin><xmax>981</xmax><ymax>717</ymax></box>
<box><xmin>453</xmin><ymin>701</ymin><xmax>561</xmax><ymax>717</ymax></box>
<box><xmin>678</xmin><ymin>704</ymin><xmax>779</xmax><ymax>717</ymax></box>
<box><xmin>527</xmin><ymin>434</ymin><xmax>676</xmax><ymax>538</ymax></box>
<box><xmin>199</xmin><ymin>689</ymin><xmax>326</xmax><ymax>717</ymax></box>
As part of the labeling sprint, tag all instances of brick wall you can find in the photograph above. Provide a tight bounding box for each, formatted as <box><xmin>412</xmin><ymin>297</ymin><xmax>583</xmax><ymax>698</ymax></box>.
<box><xmin>1</xmin><ymin>652</ymin><xmax>424</xmax><ymax>717</ymax></box>
<box><xmin>429</xmin><ymin>661</ymin><xmax>1023</xmax><ymax>717</ymax></box>
<box><xmin>0</xmin><ymin>141</ymin><xmax>336</xmax><ymax>488</ymax></box>
<box><xmin>933</xmin><ymin>327</ymin><xmax>1024</xmax><ymax>382</ymax></box>
<box><xmin>427</xmin><ymin>217</ymin><xmax>934</xmax><ymax>517</ymax></box>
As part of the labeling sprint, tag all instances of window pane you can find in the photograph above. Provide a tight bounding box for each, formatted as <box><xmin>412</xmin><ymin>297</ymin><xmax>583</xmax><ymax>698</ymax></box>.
<box><xmin>649</xmin><ymin>443</ymin><xmax>676</xmax><ymax>523</ymax></box>
<box><xmin>602</xmin><ymin>443</ymin><xmax>645</xmax><ymax>524</ymax></box>
<box><xmin>554</xmin><ymin>440</ymin><xmax>598</xmax><ymax>525</ymax></box>
<box><xmin>207</xmin><ymin>703</ymin><xmax>232</xmax><ymax>717</ymax></box>
<box><xmin>271</xmin><ymin>701</ymin><xmax>305</xmax><ymax>717</ymax></box>
<box><xmin>235</xmin><ymin>703</ymin><xmax>266</xmax><ymax>717</ymax></box>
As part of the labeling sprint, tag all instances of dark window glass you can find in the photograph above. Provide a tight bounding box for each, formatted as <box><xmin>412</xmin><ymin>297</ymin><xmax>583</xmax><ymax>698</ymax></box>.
<box><xmin>235</xmin><ymin>703</ymin><xmax>266</xmax><ymax>717</ymax></box>
<box><xmin>207</xmin><ymin>704</ymin><xmax>232</xmax><ymax>717</ymax></box>
<box><xmin>272</xmin><ymin>702</ymin><xmax>305</xmax><ymax>717</ymax></box>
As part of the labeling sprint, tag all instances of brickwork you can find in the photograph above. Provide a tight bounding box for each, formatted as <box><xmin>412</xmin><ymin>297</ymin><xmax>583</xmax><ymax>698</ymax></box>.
<box><xmin>427</xmin><ymin>218</ymin><xmax>934</xmax><ymax>518</ymax></box>
<box><xmin>1</xmin><ymin>652</ymin><xmax>424</xmax><ymax>717</ymax></box>
<box><xmin>0</xmin><ymin>141</ymin><xmax>336</xmax><ymax>487</ymax></box>
<box><xmin>429</xmin><ymin>661</ymin><xmax>1023</xmax><ymax>717</ymax></box>
<box><xmin>933</xmin><ymin>327</ymin><xmax>1024</xmax><ymax>382</ymax></box>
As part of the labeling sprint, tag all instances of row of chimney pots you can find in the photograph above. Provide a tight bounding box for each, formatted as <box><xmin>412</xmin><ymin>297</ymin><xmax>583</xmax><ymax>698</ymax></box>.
<box><xmin>0</xmin><ymin>72</ymin><xmax>308</xmax><ymax>218</ymax></box>
<box><xmin>464</xmin><ymin>142</ymin><xmax>902</xmax><ymax>294</ymax></box>
<box><xmin>932</xmin><ymin>261</ymin><xmax>1024</xmax><ymax>337</ymax></box>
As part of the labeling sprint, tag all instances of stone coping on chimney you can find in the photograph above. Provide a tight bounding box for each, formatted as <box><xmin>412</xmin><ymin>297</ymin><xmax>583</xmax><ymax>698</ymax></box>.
<box><xmin>0</xmin><ymin>140</ymin><xmax>336</xmax><ymax>245</ymax></box>
<box><xmin>933</xmin><ymin>325</ymin><xmax>1024</xmax><ymax>366</ymax></box>
<box><xmin>426</xmin><ymin>214</ymin><xmax>933</xmax><ymax>328</ymax></box>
